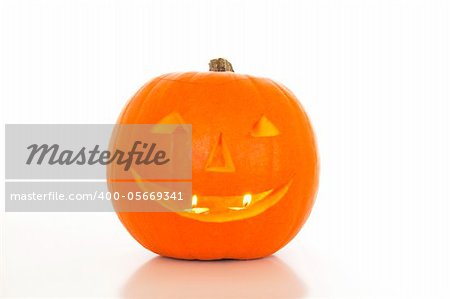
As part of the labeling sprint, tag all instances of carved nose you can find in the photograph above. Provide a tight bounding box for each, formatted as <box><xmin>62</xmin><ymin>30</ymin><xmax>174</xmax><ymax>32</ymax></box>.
<box><xmin>205</xmin><ymin>133</ymin><xmax>235</xmax><ymax>173</ymax></box>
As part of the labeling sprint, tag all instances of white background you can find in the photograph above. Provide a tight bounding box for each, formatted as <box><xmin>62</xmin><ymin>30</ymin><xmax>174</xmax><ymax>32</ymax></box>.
<box><xmin>1</xmin><ymin>0</ymin><xmax>449</xmax><ymax>298</ymax></box>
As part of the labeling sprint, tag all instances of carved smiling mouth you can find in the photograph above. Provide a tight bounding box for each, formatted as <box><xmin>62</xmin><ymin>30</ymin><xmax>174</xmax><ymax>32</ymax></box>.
<box><xmin>130</xmin><ymin>168</ymin><xmax>294</xmax><ymax>222</ymax></box>
<box><xmin>181</xmin><ymin>178</ymin><xmax>294</xmax><ymax>222</ymax></box>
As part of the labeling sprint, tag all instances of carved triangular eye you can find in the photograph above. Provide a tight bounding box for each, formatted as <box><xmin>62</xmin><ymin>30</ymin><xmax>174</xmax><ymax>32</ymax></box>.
<box><xmin>157</xmin><ymin>112</ymin><xmax>185</xmax><ymax>124</ymax></box>
<box><xmin>251</xmin><ymin>116</ymin><xmax>280</xmax><ymax>137</ymax></box>
<box><xmin>152</xmin><ymin>112</ymin><xmax>187</xmax><ymax>133</ymax></box>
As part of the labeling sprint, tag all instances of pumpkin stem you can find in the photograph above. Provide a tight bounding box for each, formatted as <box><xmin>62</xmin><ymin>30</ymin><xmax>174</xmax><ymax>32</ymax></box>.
<box><xmin>209</xmin><ymin>58</ymin><xmax>234</xmax><ymax>72</ymax></box>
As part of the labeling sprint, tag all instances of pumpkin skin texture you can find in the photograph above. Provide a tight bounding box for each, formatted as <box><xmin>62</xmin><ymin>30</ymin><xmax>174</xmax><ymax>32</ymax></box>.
<box><xmin>113</xmin><ymin>63</ymin><xmax>319</xmax><ymax>260</ymax></box>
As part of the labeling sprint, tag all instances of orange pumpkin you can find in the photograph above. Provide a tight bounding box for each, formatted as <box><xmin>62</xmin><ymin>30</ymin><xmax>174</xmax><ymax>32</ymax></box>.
<box><xmin>112</xmin><ymin>59</ymin><xmax>319</xmax><ymax>260</ymax></box>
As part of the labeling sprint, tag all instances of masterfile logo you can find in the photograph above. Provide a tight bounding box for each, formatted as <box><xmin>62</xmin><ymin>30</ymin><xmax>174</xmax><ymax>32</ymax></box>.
<box><xmin>4</xmin><ymin>124</ymin><xmax>192</xmax><ymax>212</ymax></box>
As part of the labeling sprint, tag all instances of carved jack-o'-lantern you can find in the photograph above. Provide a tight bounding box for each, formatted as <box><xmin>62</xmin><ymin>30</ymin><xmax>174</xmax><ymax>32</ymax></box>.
<box><xmin>112</xmin><ymin>59</ymin><xmax>319</xmax><ymax>260</ymax></box>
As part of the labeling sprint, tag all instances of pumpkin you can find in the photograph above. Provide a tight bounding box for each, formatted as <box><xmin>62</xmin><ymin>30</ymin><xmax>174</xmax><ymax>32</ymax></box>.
<box><xmin>111</xmin><ymin>58</ymin><xmax>319</xmax><ymax>260</ymax></box>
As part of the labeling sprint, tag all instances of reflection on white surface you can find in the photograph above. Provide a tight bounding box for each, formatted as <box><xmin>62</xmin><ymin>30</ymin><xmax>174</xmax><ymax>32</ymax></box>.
<box><xmin>122</xmin><ymin>256</ymin><xmax>306</xmax><ymax>299</ymax></box>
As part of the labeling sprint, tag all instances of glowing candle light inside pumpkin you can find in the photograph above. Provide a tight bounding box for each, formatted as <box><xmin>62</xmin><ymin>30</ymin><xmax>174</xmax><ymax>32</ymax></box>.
<box><xmin>192</xmin><ymin>195</ymin><xmax>198</xmax><ymax>208</ymax></box>
<box><xmin>188</xmin><ymin>195</ymin><xmax>208</xmax><ymax>214</ymax></box>
<box><xmin>243</xmin><ymin>194</ymin><xmax>252</xmax><ymax>207</ymax></box>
